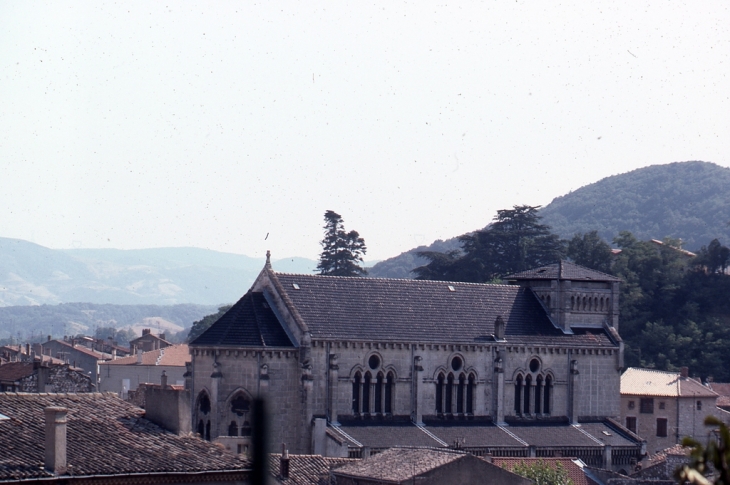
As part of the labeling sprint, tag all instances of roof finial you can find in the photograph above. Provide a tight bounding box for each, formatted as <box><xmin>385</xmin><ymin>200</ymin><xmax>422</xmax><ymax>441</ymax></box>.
<box><xmin>266</xmin><ymin>250</ymin><xmax>271</xmax><ymax>267</ymax></box>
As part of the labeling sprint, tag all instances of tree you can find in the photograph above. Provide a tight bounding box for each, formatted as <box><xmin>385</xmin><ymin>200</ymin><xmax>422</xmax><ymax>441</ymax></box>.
<box><xmin>414</xmin><ymin>205</ymin><xmax>565</xmax><ymax>282</ymax></box>
<box><xmin>506</xmin><ymin>459</ymin><xmax>574</xmax><ymax>485</ymax></box>
<box><xmin>187</xmin><ymin>305</ymin><xmax>232</xmax><ymax>343</ymax></box>
<box><xmin>694</xmin><ymin>239</ymin><xmax>730</xmax><ymax>274</ymax></box>
<box><xmin>677</xmin><ymin>415</ymin><xmax>730</xmax><ymax>484</ymax></box>
<box><xmin>566</xmin><ymin>231</ymin><xmax>613</xmax><ymax>273</ymax></box>
<box><xmin>316</xmin><ymin>210</ymin><xmax>367</xmax><ymax>277</ymax></box>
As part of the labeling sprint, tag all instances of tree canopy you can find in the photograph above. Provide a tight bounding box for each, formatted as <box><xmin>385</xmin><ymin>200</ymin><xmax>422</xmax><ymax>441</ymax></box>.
<box><xmin>316</xmin><ymin>210</ymin><xmax>368</xmax><ymax>277</ymax></box>
<box><xmin>506</xmin><ymin>459</ymin><xmax>574</xmax><ymax>485</ymax></box>
<box><xmin>187</xmin><ymin>305</ymin><xmax>232</xmax><ymax>343</ymax></box>
<box><xmin>413</xmin><ymin>205</ymin><xmax>565</xmax><ymax>282</ymax></box>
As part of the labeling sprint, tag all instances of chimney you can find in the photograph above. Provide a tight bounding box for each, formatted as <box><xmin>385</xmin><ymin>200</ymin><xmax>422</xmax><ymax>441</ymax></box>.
<box><xmin>112</xmin><ymin>349</ymin><xmax>117</xmax><ymax>360</ymax></box>
<box><xmin>161</xmin><ymin>370</ymin><xmax>168</xmax><ymax>389</ymax></box>
<box><xmin>47</xmin><ymin>335</ymin><xmax>52</xmax><ymax>342</ymax></box>
<box><xmin>137</xmin><ymin>349</ymin><xmax>143</xmax><ymax>364</ymax></box>
<box><xmin>680</xmin><ymin>367</ymin><xmax>689</xmax><ymax>378</ymax></box>
<box><xmin>159</xmin><ymin>333</ymin><xmax>166</xmax><ymax>341</ymax></box>
<box><xmin>280</xmin><ymin>444</ymin><xmax>290</xmax><ymax>479</ymax></box>
<box><xmin>143</xmin><ymin>329</ymin><xmax>151</xmax><ymax>336</ymax></box>
<box><xmin>44</xmin><ymin>407</ymin><xmax>68</xmax><ymax>475</ymax></box>
<box><xmin>494</xmin><ymin>316</ymin><xmax>505</xmax><ymax>340</ymax></box>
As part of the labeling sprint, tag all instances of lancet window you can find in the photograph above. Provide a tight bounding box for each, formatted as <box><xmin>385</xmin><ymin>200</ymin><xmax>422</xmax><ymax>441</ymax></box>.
<box><xmin>514</xmin><ymin>363</ymin><xmax>553</xmax><ymax>417</ymax></box>
<box><xmin>435</xmin><ymin>371</ymin><xmax>477</xmax><ymax>415</ymax></box>
<box><xmin>352</xmin><ymin>368</ymin><xmax>395</xmax><ymax>415</ymax></box>
<box><xmin>195</xmin><ymin>391</ymin><xmax>212</xmax><ymax>441</ymax></box>
<box><xmin>224</xmin><ymin>391</ymin><xmax>252</xmax><ymax>437</ymax></box>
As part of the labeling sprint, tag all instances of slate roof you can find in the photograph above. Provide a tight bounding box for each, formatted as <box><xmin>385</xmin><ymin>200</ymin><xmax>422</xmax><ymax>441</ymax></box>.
<box><xmin>621</xmin><ymin>368</ymin><xmax>717</xmax><ymax>397</ymax></box>
<box><xmin>332</xmin><ymin>447</ymin><xmax>468</xmax><ymax>483</ymax></box>
<box><xmin>103</xmin><ymin>344</ymin><xmax>190</xmax><ymax>366</ymax></box>
<box><xmin>506</xmin><ymin>260</ymin><xmax>621</xmax><ymax>282</ymax></box>
<box><xmin>493</xmin><ymin>457</ymin><xmax>595</xmax><ymax>485</ymax></box>
<box><xmin>271</xmin><ymin>272</ymin><xmax>616</xmax><ymax>346</ymax></box>
<box><xmin>0</xmin><ymin>392</ymin><xmax>250</xmax><ymax>481</ymax></box>
<box><xmin>191</xmin><ymin>291</ymin><xmax>294</xmax><ymax>347</ymax></box>
<box><xmin>268</xmin><ymin>454</ymin><xmax>354</xmax><ymax>485</ymax></box>
<box><xmin>329</xmin><ymin>420</ymin><xmax>642</xmax><ymax>451</ymax></box>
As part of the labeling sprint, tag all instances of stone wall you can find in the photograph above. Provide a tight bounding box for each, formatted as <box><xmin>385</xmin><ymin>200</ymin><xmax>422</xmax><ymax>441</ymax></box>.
<box><xmin>17</xmin><ymin>364</ymin><xmax>94</xmax><ymax>393</ymax></box>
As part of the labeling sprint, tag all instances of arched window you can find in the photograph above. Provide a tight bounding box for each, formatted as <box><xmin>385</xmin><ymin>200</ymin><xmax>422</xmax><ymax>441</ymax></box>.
<box><xmin>524</xmin><ymin>374</ymin><xmax>532</xmax><ymax>414</ymax></box>
<box><xmin>466</xmin><ymin>373</ymin><xmax>476</xmax><ymax>414</ymax></box>
<box><xmin>436</xmin><ymin>373</ymin><xmax>445</xmax><ymax>413</ymax></box>
<box><xmin>544</xmin><ymin>375</ymin><xmax>552</xmax><ymax>414</ymax></box>
<box><xmin>205</xmin><ymin>421</ymin><xmax>211</xmax><ymax>441</ymax></box>
<box><xmin>362</xmin><ymin>372</ymin><xmax>371</xmax><ymax>413</ymax></box>
<box><xmin>352</xmin><ymin>372</ymin><xmax>362</xmax><ymax>413</ymax></box>
<box><xmin>228</xmin><ymin>421</ymin><xmax>239</xmax><ymax>437</ymax></box>
<box><xmin>240</xmin><ymin>421</ymin><xmax>251</xmax><ymax>436</ymax></box>
<box><xmin>457</xmin><ymin>374</ymin><xmax>466</xmax><ymax>413</ymax></box>
<box><xmin>374</xmin><ymin>372</ymin><xmax>384</xmax><ymax>413</ymax></box>
<box><xmin>514</xmin><ymin>375</ymin><xmax>523</xmax><ymax>414</ymax></box>
<box><xmin>197</xmin><ymin>419</ymin><xmax>205</xmax><ymax>437</ymax></box>
<box><xmin>582</xmin><ymin>296</ymin><xmax>587</xmax><ymax>311</ymax></box>
<box><xmin>535</xmin><ymin>375</ymin><xmax>543</xmax><ymax>414</ymax></box>
<box><xmin>195</xmin><ymin>391</ymin><xmax>211</xmax><ymax>441</ymax></box>
<box><xmin>571</xmin><ymin>295</ymin><xmax>575</xmax><ymax>310</ymax></box>
<box><xmin>385</xmin><ymin>372</ymin><xmax>394</xmax><ymax>414</ymax></box>
<box><xmin>445</xmin><ymin>373</ymin><xmax>454</xmax><ymax>414</ymax></box>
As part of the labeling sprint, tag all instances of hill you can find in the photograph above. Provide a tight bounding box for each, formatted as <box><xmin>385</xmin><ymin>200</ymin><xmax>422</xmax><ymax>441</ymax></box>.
<box><xmin>0</xmin><ymin>238</ymin><xmax>317</xmax><ymax>306</ymax></box>
<box><xmin>369</xmin><ymin>161</ymin><xmax>730</xmax><ymax>278</ymax></box>
<box><xmin>539</xmin><ymin>161</ymin><xmax>730</xmax><ymax>250</ymax></box>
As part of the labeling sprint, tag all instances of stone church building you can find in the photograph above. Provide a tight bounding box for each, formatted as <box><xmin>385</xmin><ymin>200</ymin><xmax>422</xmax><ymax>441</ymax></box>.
<box><xmin>189</xmin><ymin>257</ymin><xmax>643</xmax><ymax>472</ymax></box>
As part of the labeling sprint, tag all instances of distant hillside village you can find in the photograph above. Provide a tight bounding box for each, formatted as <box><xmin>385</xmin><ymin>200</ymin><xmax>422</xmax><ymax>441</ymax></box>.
<box><xmin>3</xmin><ymin>249</ymin><xmax>730</xmax><ymax>484</ymax></box>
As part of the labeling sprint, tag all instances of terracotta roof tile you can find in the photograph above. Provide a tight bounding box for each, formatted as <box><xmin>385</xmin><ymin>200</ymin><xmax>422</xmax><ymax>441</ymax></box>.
<box><xmin>0</xmin><ymin>362</ymin><xmax>35</xmax><ymax>382</ymax></box>
<box><xmin>0</xmin><ymin>392</ymin><xmax>250</xmax><ymax>480</ymax></box>
<box><xmin>493</xmin><ymin>457</ymin><xmax>592</xmax><ymax>485</ymax></box>
<box><xmin>103</xmin><ymin>344</ymin><xmax>190</xmax><ymax>366</ymax></box>
<box><xmin>621</xmin><ymin>368</ymin><xmax>717</xmax><ymax>397</ymax></box>
<box><xmin>333</xmin><ymin>447</ymin><xmax>466</xmax><ymax>482</ymax></box>
<box><xmin>268</xmin><ymin>454</ymin><xmax>354</xmax><ymax>485</ymax></box>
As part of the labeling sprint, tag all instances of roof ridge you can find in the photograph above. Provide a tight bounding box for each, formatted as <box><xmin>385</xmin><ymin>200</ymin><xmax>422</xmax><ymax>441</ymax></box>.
<box><xmin>274</xmin><ymin>271</ymin><xmax>518</xmax><ymax>287</ymax></box>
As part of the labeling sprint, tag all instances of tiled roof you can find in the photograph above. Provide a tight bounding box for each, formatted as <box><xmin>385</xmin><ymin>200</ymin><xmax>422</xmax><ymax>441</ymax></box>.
<box><xmin>268</xmin><ymin>454</ymin><xmax>354</xmax><ymax>485</ymax></box>
<box><xmin>709</xmin><ymin>383</ymin><xmax>730</xmax><ymax>407</ymax></box>
<box><xmin>621</xmin><ymin>368</ymin><xmax>717</xmax><ymax>397</ymax></box>
<box><xmin>191</xmin><ymin>291</ymin><xmax>294</xmax><ymax>347</ymax></box>
<box><xmin>506</xmin><ymin>260</ymin><xmax>621</xmax><ymax>282</ymax></box>
<box><xmin>332</xmin><ymin>447</ymin><xmax>467</xmax><ymax>482</ymax></box>
<box><xmin>46</xmin><ymin>340</ymin><xmax>109</xmax><ymax>359</ymax></box>
<box><xmin>0</xmin><ymin>392</ymin><xmax>250</xmax><ymax>481</ymax></box>
<box><xmin>271</xmin><ymin>272</ymin><xmax>616</xmax><ymax>346</ymax></box>
<box><xmin>330</xmin><ymin>420</ymin><xmax>642</xmax><ymax>451</ymax></box>
<box><xmin>0</xmin><ymin>362</ymin><xmax>34</xmax><ymax>382</ymax></box>
<box><xmin>493</xmin><ymin>457</ymin><xmax>594</xmax><ymax>485</ymax></box>
<box><xmin>103</xmin><ymin>344</ymin><xmax>190</xmax><ymax>366</ymax></box>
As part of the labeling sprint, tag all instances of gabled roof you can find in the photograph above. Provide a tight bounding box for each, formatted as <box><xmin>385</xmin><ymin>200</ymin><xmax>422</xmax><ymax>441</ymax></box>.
<box><xmin>44</xmin><ymin>340</ymin><xmax>110</xmax><ymax>360</ymax></box>
<box><xmin>492</xmin><ymin>457</ymin><xmax>595</xmax><ymax>485</ymax></box>
<box><xmin>506</xmin><ymin>260</ymin><xmax>621</xmax><ymax>282</ymax></box>
<box><xmin>191</xmin><ymin>291</ymin><xmax>294</xmax><ymax>348</ymax></box>
<box><xmin>621</xmin><ymin>368</ymin><xmax>717</xmax><ymax>398</ymax></box>
<box><xmin>0</xmin><ymin>362</ymin><xmax>34</xmax><ymax>382</ymax></box>
<box><xmin>102</xmin><ymin>344</ymin><xmax>190</xmax><ymax>366</ymax></box>
<box><xmin>268</xmin><ymin>454</ymin><xmax>354</xmax><ymax>485</ymax></box>
<box><xmin>332</xmin><ymin>447</ymin><xmax>469</xmax><ymax>482</ymax></box>
<box><xmin>0</xmin><ymin>392</ymin><xmax>250</xmax><ymax>481</ymax></box>
<box><xmin>270</xmin><ymin>272</ymin><xmax>615</xmax><ymax>346</ymax></box>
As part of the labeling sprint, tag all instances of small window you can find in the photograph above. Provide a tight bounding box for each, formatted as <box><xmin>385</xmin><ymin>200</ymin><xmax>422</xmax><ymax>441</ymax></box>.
<box><xmin>529</xmin><ymin>358</ymin><xmax>540</xmax><ymax>373</ymax></box>
<box><xmin>657</xmin><ymin>418</ymin><xmax>668</xmax><ymax>437</ymax></box>
<box><xmin>451</xmin><ymin>356</ymin><xmax>463</xmax><ymax>371</ymax></box>
<box><xmin>659</xmin><ymin>401</ymin><xmax>666</xmax><ymax>410</ymax></box>
<box><xmin>368</xmin><ymin>355</ymin><xmax>380</xmax><ymax>370</ymax></box>
<box><xmin>628</xmin><ymin>400</ymin><xmax>635</xmax><ymax>410</ymax></box>
<box><xmin>626</xmin><ymin>416</ymin><xmax>637</xmax><ymax>433</ymax></box>
<box><xmin>640</xmin><ymin>398</ymin><xmax>654</xmax><ymax>414</ymax></box>
<box><xmin>697</xmin><ymin>400</ymin><xmax>702</xmax><ymax>411</ymax></box>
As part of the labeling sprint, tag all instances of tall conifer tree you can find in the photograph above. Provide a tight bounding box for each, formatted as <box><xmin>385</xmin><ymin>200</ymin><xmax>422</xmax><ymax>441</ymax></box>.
<box><xmin>317</xmin><ymin>210</ymin><xmax>367</xmax><ymax>277</ymax></box>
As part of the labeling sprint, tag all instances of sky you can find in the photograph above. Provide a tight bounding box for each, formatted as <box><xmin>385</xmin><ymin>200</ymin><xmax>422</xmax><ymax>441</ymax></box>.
<box><xmin>1</xmin><ymin>2</ymin><xmax>728</xmax><ymax>263</ymax></box>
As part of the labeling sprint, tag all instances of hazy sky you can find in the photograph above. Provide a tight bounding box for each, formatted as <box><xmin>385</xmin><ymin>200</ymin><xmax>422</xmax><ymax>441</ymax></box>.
<box><xmin>1</xmin><ymin>2</ymin><xmax>728</xmax><ymax>262</ymax></box>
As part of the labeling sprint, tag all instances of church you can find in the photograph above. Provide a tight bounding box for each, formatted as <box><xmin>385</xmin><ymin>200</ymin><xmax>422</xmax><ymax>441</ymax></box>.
<box><xmin>189</xmin><ymin>256</ymin><xmax>644</xmax><ymax>472</ymax></box>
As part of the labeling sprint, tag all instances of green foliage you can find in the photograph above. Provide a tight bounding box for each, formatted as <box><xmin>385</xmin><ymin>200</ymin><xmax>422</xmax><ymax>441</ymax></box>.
<box><xmin>414</xmin><ymin>205</ymin><xmax>565</xmax><ymax>282</ymax></box>
<box><xmin>94</xmin><ymin>326</ymin><xmax>138</xmax><ymax>346</ymax></box>
<box><xmin>316</xmin><ymin>210</ymin><xmax>368</xmax><ymax>277</ymax></box>
<box><xmin>694</xmin><ymin>239</ymin><xmax>730</xmax><ymax>274</ymax></box>
<box><xmin>566</xmin><ymin>231</ymin><xmax>613</xmax><ymax>273</ymax></box>
<box><xmin>507</xmin><ymin>459</ymin><xmax>574</xmax><ymax>485</ymax></box>
<box><xmin>539</xmin><ymin>161</ymin><xmax>730</xmax><ymax>251</ymax></box>
<box><xmin>187</xmin><ymin>305</ymin><xmax>232</xmax><ymax>343</ymax></box>
<box><xmin>677</xmin><ymin>416</ymin><xmax>730</xmax><ymax>484</ymax></box>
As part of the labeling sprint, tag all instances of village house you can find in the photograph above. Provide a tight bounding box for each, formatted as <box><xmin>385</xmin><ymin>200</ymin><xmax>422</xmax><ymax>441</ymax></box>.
<box><xmin>98</xmin><ymin>343</ymin><xmax>189</xmax><ymax>398</ymax></box>
<box><xmin>620</xmin><ymin>367</ymin><xmax>728</xmax><ymax>456</ymax></box>
<box><xmin>41</xmin><ymin>337</ymin><xmax>111</xmax><ymax>384</ymax></box>
<box><xmin>0</xmin><ymin>361</ymin><xmax>93</xmax><ymax>393</ymax></box>
<box><xmin>129</xmin><ymin>328</ymin><xmax>172</xmax><ymax>353</ymax></box>
<box><xmin>189</xmin><ymin>257</ymin><xmax>643</xmax><ymax>472</ymax></box>
<box><xmin>0</xmin><ymin>392</ymin><xmax>251</xmax><ymax>484</ymax></box>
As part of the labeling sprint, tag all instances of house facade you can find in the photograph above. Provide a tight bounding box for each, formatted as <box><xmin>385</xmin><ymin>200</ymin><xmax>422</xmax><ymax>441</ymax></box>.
<box><xmin>190</xmin><ymin>257</ymin><xmax>640</xmax><ymax>470</ymax></box>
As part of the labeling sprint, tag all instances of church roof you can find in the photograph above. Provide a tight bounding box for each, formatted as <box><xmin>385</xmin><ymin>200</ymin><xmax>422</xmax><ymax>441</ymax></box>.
<box><xmin>191</xmin><ymin>291</ymin><xmax>294</xmax><ymax>348</ymax></box>
<box><xmin>505</xmin><ymin>260</ymin><xmax>621</xmax><ymax>282</ymax></box>
<box><xmin>271</xmin><ymin>272</ymin><xmax>615</xmax><ymax>346</ymax></box>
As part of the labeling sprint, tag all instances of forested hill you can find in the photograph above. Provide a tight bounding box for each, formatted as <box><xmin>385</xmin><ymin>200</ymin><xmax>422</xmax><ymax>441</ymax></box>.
<box><xmin>369</xmin><ymin>161</ymin><xmax>730</xmax><ymax>278</ymax></box>
<box><xmin>539</xmin><ymin>161</ymin><xmax>730</xmax><ymax>250</ymax></box>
